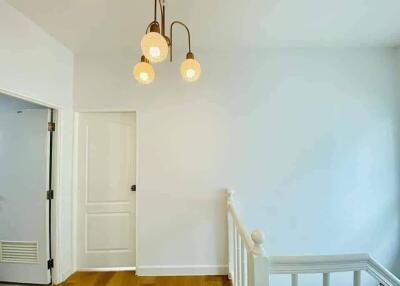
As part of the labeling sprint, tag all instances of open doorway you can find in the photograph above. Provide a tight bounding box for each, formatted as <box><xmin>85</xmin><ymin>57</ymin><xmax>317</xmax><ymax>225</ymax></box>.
<box><xmin>0</xmin><ymin>93</ymin><xmax>57</xmax><ymax>285</ymax></box>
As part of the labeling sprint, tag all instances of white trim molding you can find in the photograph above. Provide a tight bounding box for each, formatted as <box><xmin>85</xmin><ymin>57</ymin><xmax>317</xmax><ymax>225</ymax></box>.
<box><xmin>136</xmin><ymin>265</ymin><xmax>228</xmax><ymax>276</ymax></box>
<box><xmin>78</xmin><ymin>267</ymin><xmax>136</xmax><ymax>272</ymax></box>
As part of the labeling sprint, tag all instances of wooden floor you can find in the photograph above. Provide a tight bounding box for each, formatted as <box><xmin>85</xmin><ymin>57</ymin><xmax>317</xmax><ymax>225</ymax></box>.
<box><xmin>58</xmin><ymin>272</ymin><xmax>231</xmax><ymax>286</ymax></box>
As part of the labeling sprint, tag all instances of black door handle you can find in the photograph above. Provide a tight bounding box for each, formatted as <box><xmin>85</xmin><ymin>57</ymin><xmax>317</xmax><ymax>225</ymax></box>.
<box><xmin>131</xmin><ymin>185</ymin><xmax>136</xmax><ymax>192</ymax></box>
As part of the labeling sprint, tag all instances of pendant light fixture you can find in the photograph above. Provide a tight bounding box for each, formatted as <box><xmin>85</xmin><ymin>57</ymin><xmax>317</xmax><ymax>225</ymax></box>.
<box><xmin>133</xmin><ymin>0</ymin><xmax>201</xmax><ymax>84</ymax></box>
<box><xmin>133</xmin><ymin>55</ymin><xmax>155</xmax><ymax>84</ymax></box>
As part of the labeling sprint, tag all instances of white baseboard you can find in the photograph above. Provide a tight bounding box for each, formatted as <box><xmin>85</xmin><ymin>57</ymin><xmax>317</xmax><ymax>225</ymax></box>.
<box><xmin>78</xmin><ymin>266</ymin><xmax>136</xmax><ymax>272</ymax></box>
<box><xmin>136</xmin><ymin>265</ymin><xmax>228</xmax><ymax>276</ymax></box>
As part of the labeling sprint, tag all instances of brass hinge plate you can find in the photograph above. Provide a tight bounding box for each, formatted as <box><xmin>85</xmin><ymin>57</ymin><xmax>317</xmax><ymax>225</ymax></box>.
<box><xmin>48</xmin><ymin>122</ymin><xmax>55</xmax><ymax>132</ymax></box>
<box><xmin>47</xmin><ymin>258</ymin><xmax>54</xmax><ymax>269</ymax></box>
<box><xmin>47</xmin><ymin>190</ymin><xmax>54</xmax><ymax>200</ymax></box>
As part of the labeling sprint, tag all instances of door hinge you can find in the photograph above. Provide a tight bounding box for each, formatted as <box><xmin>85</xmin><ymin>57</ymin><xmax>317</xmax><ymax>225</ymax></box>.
<box><xmin>47</xmin><ymin>190</ymin><xmax>54</xmax><ymax>200</ymax></box>
<box><xmin>47</xmin><ymin>259</ymin><xmax>54</xmax><ymax>269</ymax></box>
<box><xmin>48</xmin><ymin>122</ymin><xmax>55</xmax><ymax>132</ymax></box>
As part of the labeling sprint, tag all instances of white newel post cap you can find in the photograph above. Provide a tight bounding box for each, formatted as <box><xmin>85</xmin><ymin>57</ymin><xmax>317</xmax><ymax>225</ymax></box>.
<box><xmin>226</xmin><ymin>188</ymin><xmax>234</xmax><ymax>205</ymax></box>
<box><xmin>251</xmin><ymin>229</ymin><xmax>266</xmax><ymax>256</ymax></box>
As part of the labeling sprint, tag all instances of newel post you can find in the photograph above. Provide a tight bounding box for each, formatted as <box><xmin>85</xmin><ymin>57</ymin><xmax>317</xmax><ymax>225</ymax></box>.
<box><xmin>249</xmin><ymin>229</ymin><xmax>269</xmax><ymax>286</ymax></box>
<box><xmin>226</xmin><ymin>189</ymin><xmax>234</xmax><ymax>280</ymax></box>
<box><xmin>226</xmin><ymin>188</ymin><xmax>234</xmax><ymax>207</ymax></box>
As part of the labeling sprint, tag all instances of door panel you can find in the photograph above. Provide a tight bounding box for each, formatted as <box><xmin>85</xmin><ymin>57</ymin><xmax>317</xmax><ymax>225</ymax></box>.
<box><xmin>87</xmin><ymin>213</ymin><xmax>131</xmax><ymax>251</ymax></box>
<box><xmin>0</xmin><ymin>109</ymin><xmax>51</xmax><ymax>284</ymax></box>
<box><xmin>87</xmin><ymin>121</ymin><xmax>133</xmax><ymax>203</ymax></box>
<box><xmin>77</xmin><ymin>112</ymin><xmax>136</xmax><ymax>268</ymax></box>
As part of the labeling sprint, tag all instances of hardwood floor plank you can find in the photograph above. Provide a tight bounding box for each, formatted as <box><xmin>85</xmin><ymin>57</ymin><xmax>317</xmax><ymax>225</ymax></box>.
<box><xmin>58</xmin><ymin>272</ymin><xmax>230</xmax><ymax>286</ymax></box>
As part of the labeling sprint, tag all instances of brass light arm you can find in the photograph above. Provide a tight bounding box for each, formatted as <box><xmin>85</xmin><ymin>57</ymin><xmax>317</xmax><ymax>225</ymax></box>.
<box><xmin>151</xmin><ymin>0</ymin><xmax>166</xmax><ymax>36</ymax></box>
<box><xmin>146</xmin><ymin>0</ymin><xmax>165</xmax><ymax>34</ymax></box>
<box><xmin>169</xmin><ymin>21</ymin><xmax>192</xmax><ymax>62</ymax></box>
<box><xmin>158</xmin><ymin>0</ymin><xmax>164</xmax><ymax>19</ymax></box>
<box><xmin>154</xmin><ymin>0</ymin><xmax>156</xmax><ymax>22</ymax></box>
<box><xmin>152</xmin><ymin>0</ymin><xmax>165</xmax><ymax>21</ymax></box>
<box><xmin>161</xmin><ymin>3</ymin><xmax>166</xmax><ymax>36</ymax></box>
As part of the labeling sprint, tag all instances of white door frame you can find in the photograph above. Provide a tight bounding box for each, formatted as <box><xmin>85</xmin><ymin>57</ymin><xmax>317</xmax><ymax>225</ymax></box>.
<box><xmin>0</xmin><ymin>88</ymin><xmax>63</xmax><ymax>284</ymax></box>
<box><xmin>72</xmin><ymin>109</ymin><xmax>139</xmax><ymax>272</ymax></box>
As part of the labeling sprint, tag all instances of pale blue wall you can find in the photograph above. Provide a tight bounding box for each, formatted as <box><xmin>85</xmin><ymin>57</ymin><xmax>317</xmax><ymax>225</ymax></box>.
<box><xmin>234</xmin><ymin>48</ymin><xmax>400</xmax><ymax>285</ymax></box>
<box><xmin>74</xmin><ymin>47</ymin><xmax>400</xmax><ymax>284</ymax></box>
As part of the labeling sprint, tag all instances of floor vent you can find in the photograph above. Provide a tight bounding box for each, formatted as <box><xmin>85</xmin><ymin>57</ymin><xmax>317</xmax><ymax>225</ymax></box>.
<box><xmin>0</xmin><ymin>241</ymin><xmax>38</xmax><ymax>264</ymax></box>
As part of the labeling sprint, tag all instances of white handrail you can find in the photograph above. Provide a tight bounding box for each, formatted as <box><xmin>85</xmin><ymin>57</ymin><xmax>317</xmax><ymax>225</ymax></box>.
<box><xmin>368</xmin><ymin>257</ymin><xmax>400</xmax><ymax>286</ymax></box>
<box><xmin>269</xmin><ymin>253</ymin><xmax>369</xmax><ymax>274</ymax></box>
<box><xmin>227</xmin><ymin>190</ymin><xmax>254</xmax><ymax>252</ymax></box>
<box><xmin>226</xmin><ymin>189</ymin><xmax>268</xmax><ymax>286</ymax></box>
<box><xmin>226</xmin><ymin>189</ymin><xmax>400</xmax><ymax>286</ymax></box>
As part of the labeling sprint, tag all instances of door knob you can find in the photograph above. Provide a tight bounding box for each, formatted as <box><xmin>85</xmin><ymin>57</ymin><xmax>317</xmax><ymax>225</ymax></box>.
<box><xmin>131</xmin><ymin>185</ymin><xmax>136</xmax><ymax>192</ymax></box>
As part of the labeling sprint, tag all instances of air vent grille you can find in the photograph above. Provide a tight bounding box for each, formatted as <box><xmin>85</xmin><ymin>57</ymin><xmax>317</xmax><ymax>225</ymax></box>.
<box><xmin>0</xmin><ymin>241</ymin><xmax>38</xmax><ymax>264</ymax></box>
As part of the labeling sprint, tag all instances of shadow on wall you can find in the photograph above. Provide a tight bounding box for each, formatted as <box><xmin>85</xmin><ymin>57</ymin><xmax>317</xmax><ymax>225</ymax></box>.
<box><xmin>390</xmin><ymin>101</ymin><xmax>400</xmax><ymax>278</ymax></box>
<box><xmin>0</xmin><ymin>195</ymin><xmax>4</xmax><ymax>212</ymax></box>
<box><xmin>389</xmin><ymin>50</ymin><xmax>400</xmax><ymax>277</ymax></box>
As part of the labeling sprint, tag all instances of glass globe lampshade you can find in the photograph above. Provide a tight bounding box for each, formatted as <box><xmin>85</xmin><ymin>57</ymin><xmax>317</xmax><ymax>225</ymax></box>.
<box><xmin>180</xmin><ymin>54</ymin><xmax>201</xmax><ymax>82</ymax></box>
<box><xmin>133</xmin><ymin>57</ymin><xmax>155</xmax><ymax>84</ymax></box>
<box><xmin>141</xmin><ymin>32</ymin><xmax>169</xmax><ymax>63</ymax></box>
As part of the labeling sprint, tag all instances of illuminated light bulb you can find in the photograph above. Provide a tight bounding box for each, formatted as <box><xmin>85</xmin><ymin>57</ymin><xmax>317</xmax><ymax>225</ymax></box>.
<box><xmin>141</xmin><ymin>32</ymin><xmax>169</xmax><ymax>63</ymax></box>
<box><xmin>133</xmin><ymin>56</ymin><xmax>155</xmax><ymax>84</ymax></box>
<box><xmin>149</xmin><ymin>47</ymin><xmax>161</xmax><ymax>58</ymax></box>
<box><xmin>186</xmin><ymin>68</ymin><xmax>196</xmax><ymax>79</ymax></box>
<box><xmin>180</xmin><ymin>53</ymin><xmax>201</xmax><ymax>82</ymax></box>
<box><xmin>139</xmin><ymin>72</ymin><xmax>149</xmax><ymax>81</ymax></box>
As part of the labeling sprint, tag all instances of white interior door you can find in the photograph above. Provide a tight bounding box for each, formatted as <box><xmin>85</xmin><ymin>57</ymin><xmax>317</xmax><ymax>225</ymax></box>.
<box><xmin>77</xmin><ymin>112</ymin><xmax>136</xmax><ymax>269</ymax></box>
<box><xmin>0</xmin><ymin>109</ymin><xmax>51</xmax><ymax>284</ymax></box>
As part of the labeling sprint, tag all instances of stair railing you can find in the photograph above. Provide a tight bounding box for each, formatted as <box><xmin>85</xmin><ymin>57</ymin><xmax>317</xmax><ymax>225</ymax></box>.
<box><xmin>226</xmin><ymin>189</ymin><xmax>400</xmax><ymax>286</ymax></box>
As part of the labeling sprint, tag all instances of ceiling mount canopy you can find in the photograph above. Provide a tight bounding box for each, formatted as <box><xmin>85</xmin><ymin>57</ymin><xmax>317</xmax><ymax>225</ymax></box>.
<box><xmin>133</xmin><ymin>0</ymin><xmax>201</xmax><ymax>84</ymax></box>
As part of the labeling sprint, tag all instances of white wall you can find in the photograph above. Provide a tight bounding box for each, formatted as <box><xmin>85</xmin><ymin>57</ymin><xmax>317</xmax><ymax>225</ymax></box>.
<box><xmin>0</xmin><ymin>1</ymin><xmax>74</xmax><ymax>282</ymax></box>
<box><xmin>74</xmin><ymin>47</ymin><xmax>400</xmax><ymax>277</ymax></box>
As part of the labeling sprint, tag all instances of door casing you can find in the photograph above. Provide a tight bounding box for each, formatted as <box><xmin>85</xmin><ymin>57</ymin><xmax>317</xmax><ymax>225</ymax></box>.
<box><xmin>0</xmin><ymin>88</ymin><xmax>61</xmax><ymax>284</ymax></box>
<box><xmin>73</xmin><ymin>110</ymin><xmax>139</xmax><ymax>272</ymax></box>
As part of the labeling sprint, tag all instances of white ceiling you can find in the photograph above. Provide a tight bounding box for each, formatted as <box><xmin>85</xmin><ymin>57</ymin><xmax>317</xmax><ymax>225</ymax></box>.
<box><xmin>6</xmin><ymin>0</ymin><xmax>400</xmax><ymax>54</ymax></box>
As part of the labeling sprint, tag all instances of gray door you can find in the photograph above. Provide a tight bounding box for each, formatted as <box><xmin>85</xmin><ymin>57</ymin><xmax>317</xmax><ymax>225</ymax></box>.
<box><xmin>0</xmin><ymin>109</ymin><xmax>51</xmax><ymax>284</ymax></box>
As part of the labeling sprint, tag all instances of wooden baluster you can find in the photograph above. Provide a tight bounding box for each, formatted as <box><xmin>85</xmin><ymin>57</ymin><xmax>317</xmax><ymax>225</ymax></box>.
<box><xmin>226</xmin><ymin>189</ymin><xmax>234</xmax><ymax>281</ymax></box>
<box><xmin>228</xmin><ymin>219</ymin><xmax>234</xmax><ymax>281</ymax></box>
<box><xmin>247</xmin><ymin>248</ymin><xmax>252</xmax><ymax>286</ymax></box>
<box><xmin>233</xmin><ymin>226</ymin><xmax>238</xmax><ymax>286</ymax></box>
<box><xmin>291</xmin><ymin>274</ymin><xmax>298</xmax><ymax>286</ymax></box>
<box><xmin>323</xmin><ymin>273</ymin><xmax>330</xmax><ymax>286</ymax></box>
<box><xmin>241</xmin><ymin>238</ymin><xmax>247</xmax><ymax>286</ymax></box>
<box><xmin>353</xmin><ymin>271</ymin><xmax>361</xmax><ymax>286</ymax></box>
<box><xmin>237</xmin><ymin>231</ymin><xmax>242</xmax><ymax>286</ymax></box>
